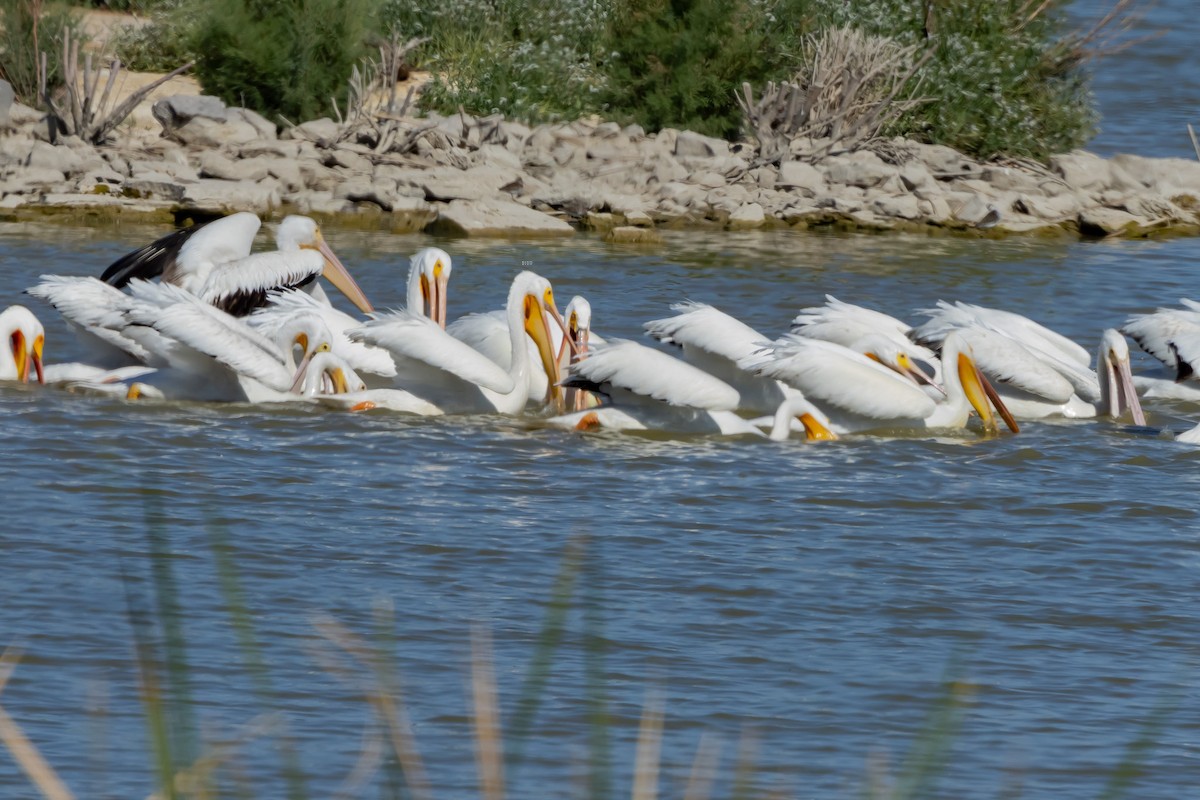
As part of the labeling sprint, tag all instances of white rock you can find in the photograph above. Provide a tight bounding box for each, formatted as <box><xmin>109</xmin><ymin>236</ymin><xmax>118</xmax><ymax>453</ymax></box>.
<box><xmin>290</xmin><ymin>117</ymin><xmax>340</xmax><ymax>143</ymax></box>
<box><xmin>182</xmin><ymin>179</ymin><xmax>278</xmax><ymax>214</ymax></box>
<box><xmin>821</xmin><ymin>151</ymin><xmax>895</xmax><ymax>188</ymax></box>
<box><xmin>431</xmin><ymin>198</ymin><xmax>574</xmax><ymax>237</ymax></box>
<box><xmin>674</xmin><ymin>130</ymin><xmax>729</xmax><ymax>158</ymax></box>
<box><xmin>1078</xmin><ymin>207</ymin><xmax>1143</xmax><ymax>236</ymax></box>
<box><xmin>173</xmin><ymin>116</ymin><xmax>260</xmax><ymax>148</ymax></box>
<box><xmin>777</xmin><ymin>161</ymin><xmax>825</xmax><ymax>194</ymax></box>
<box><xmin>422</xmin><ymin>166</ymin><xmax>522</xmax><ymax>202</ymax></box>
<box><xmin>728</xmin><ymin>202</ymin><xmax>765</xmax><ymax>229</ymax></box>
<box><xmin>1050</xmin><ymin>151</ymin><xmax>1111</xmax><ymax>193</ymax></box>
<box><xmin>227</xmin><ymin>107</ymin><xmax>277</xmax><ymax>140</ymax></box>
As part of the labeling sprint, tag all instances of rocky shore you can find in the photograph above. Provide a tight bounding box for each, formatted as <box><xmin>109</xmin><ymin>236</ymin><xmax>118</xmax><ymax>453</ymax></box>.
<box><xmin>3</xmin><ymin>84</ymin><xmax>1200</xmax><ymax>240</ymax></box>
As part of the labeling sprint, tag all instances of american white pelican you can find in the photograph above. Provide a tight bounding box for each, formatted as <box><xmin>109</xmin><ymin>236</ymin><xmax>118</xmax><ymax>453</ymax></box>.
<box><xmin>444</xmin><ymin>281</ymin><xmax>585</xmax><ymax>409</ymax></box>
<box><xmin>560</xmin><ymin>296</ymin><xmax>597</xmax><ymax>411</ymax></box>
<box><xmin>99</xmin><ymin>213</ymin><xmax>374</xmax><ymax>317</ymax></box>
<box><xmin>1121</xmin><ymin>300</ymin><xmax>1200</xmax><ymax>401</ymax></box>
<box><xmin>913</xmin><ymin>303</ymin><xmax>1144</xmax><ymax>423</ymax></box>
<box><xmin>548</xmin><ymin>338</ymin><xmax>836</xmax><ymax>439</ymax></box>
<box><xmin>643</xmin><ymin>301</ymin><xmax>936</xmax><ymax>414</ymax></box>
<box><xmin>742</xmin><ymin>332</ymin><xmax>1019</xmax><ymax>435</ymax></box>
<box><xmin>112</xmin><ymin>280</ymin><xmax>339</xmax><ymax>402</ymax></box>
<box><xmin>0</xmin><ymin>305</ymin><xmax>45</xmax><ymax>383</ymax></box>
<box><xmin>246</xmin><ymin>247</ymin><xmax>453</xmax><ymax>385</ymax></box>
<box><xmin>349</xmin><ymin>271</ymin><xmax>565</xmax><ymax>414</ymax></box>
<box><xmin>790</xmin><ymin>295</ymin><xmax>942</xmax><ymax>387</ymax></box>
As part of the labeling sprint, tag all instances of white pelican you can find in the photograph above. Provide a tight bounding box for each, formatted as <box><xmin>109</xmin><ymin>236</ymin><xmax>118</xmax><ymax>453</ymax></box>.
<box><xmin>113</xmin><ymin>280</ymin><xmax>339</xmax><ymax>402</ymax></box>
<box><xmin>1121</xmin><ymin>300</ymin><xmax>1200</xmax><ymax>401</ymax></box>
<box><xmin>742</xmin><ymin>332</ymin><xmax>1019</xmax><ymax>435</ymax></box>
<box><xmin>548</xmin><ymin>338</ymin><xmax>836</xmax><ymax>439</ymax></box>
<box><xmin>246</xmin><ymin>246</ymin><xmax>453</xmax><ymax>385</ymax></box>
<box><xmin>349</xmin><ymin>271</ymin><xmax>565</xmax><ymax>414</ymax></box>
<box><xmin>99</xmin><ymin>213</ymin><xmax>374</xmax><ymax>317</ymax></box>
<box><xmin>559</xmin><ymin>296</ymin><xmax>597</xmax><ymax>411</ymax></box>
<box><xmin>644</xmin><ymin>301</ymin><xmax>936</xmax><ymax>414</ymax></box>
<box><xmin>0</xmin><ymin>305</ymin><xmax>45</xmax><ymax>383</ymax></box>
<box><xmin>914</xmin><ymin>303</ymin><xmax>1144</xmax><ymax>423</ymax></box>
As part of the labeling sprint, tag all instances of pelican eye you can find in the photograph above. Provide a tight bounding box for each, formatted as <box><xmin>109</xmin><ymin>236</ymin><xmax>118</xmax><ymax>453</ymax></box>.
<box><xmin>433</xmin><ymin>259</ymin><xmax>443</xmax><ymax>277</ymax></box>
<box><xmin>543</xmin><ymin>288</ymin><xmax>554</xmax><ymax>306</ymax></box>
<box><xmin>898</xmin><ymin>354</ymin><xmax>912</xmax><ymax>369</ymax></box>
<box><xmin>319</xmin><ymin>342</ymin><xmax>332</xmax><ymax>353</ymax></box>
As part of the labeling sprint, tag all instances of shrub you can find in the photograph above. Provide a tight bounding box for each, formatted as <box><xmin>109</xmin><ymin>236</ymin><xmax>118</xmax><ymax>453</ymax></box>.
<box><xmin>601</xmin><ymin>0</ymin><xmax>788</xmax><ymax>140</ymax></box>
<box><xmin>109</xmin><ymin>0</ymin><xmax>202</xmax><ymax>73</ymax></box>
<box><xmin>381</xmin><ymin>0</ymin><xmax>610</xmax><ymax>123</ymax></box>
<box><xmin>0</xmin><ymin>0</ymin><xmax>88</xmax><ymax>105</ymax></box>
<box><xmin>191</xmin><ymin>0</ymin><xmax>378</xmax><ymax>124</ymax></box>
<box><xmin>783</xmin><ymin>0</ymin><xmax>1098</xmax><ymax>159</ymax></box>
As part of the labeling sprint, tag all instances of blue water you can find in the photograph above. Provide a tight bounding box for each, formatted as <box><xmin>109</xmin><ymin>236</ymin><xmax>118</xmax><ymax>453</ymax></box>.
<box><xmin>3</xmin><ymin>7</ymin><xmax>1200</xmax><ymax>797</ymax></box>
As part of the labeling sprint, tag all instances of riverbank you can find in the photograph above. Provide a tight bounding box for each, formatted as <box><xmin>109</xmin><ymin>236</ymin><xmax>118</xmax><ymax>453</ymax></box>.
<box><xmin>4</xmin><ymin>79</ymin><xmax>1200</xmax><ymax>240</ymax></box>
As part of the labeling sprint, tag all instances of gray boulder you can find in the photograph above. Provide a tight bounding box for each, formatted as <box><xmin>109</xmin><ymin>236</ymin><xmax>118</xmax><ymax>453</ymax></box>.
<box><xmin>430</xmin><ymin>198</ymin><xmax>575</xmax><ymax>237</ymax></box>
<box><xmin>674</xmin><ymin>130</ymin><xmax>729</xmax><ymax>158</ymax></box>
<box><xmin>152</xmin><ymin>95</ymin><xmax>228</xmax><ymax>132</ymax></box>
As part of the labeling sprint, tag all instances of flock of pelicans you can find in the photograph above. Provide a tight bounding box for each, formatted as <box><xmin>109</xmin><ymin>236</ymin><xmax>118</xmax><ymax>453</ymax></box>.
<box><xmin>3</xmin><ymin>211</ymin><xmax>1200</xmax><ymax>443</ymax></box>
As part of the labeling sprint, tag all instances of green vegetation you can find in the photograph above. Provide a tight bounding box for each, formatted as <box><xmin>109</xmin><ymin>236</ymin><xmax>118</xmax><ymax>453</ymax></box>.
<box><xmin>190</xmin><ymin>0</ymin><xmax>377</xmax><ymax>124</ymax></box>
<box><xmin>25</xmin><ymin>0</ymin><xmax>1138</xmax><ymax>159</ymax></box>
<box><xmin>108</xmin><ymin>0</ymin><xmax>202</xmax><ymax>73</ymax></box>
<box><xmin>0</xmin><ymin>0</ymin><xmax>87</xmax><ymax>105</ymax></box>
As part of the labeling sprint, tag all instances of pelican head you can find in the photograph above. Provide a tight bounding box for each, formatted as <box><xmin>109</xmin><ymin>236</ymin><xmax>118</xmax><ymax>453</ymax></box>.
<box><xmin>406</xmin><ymin>247</ymin><xmax>452</xmax><ymax>328</ymax></box>
<box><xmin>565</xmin><ymin>296</ymin><xmax>592</xmax><ymax>362</ymax></box>
<box><xmin>277</xmin><ymin>215</ymin><xmax>375</xmax><ymax>315</ymax></box>
<box><xmin>852</xmin><ymin>333</ymin><xmax>943</xmax><ymax>395</ymax></box>
<box><xmin>771</xmin><ymin>395</ymin><xmax>838</xmax><ymax>442</ymax></box>
<box><xmin>298</xmin><ymin>352</ymin><xmax>366</xmax><ymax>396</ymax></box>
<box><xmin>280</xmin><ymin>313</ymin><xmax>335</xmax><ymax>393</ymax></box>
<box><xmin>1</xmin><ymin>305</ymin><xmax>45</xmax><ymax>384</ymax></box>
<box><xmin>946</xmin><ymin>332</ymin><xmax>1019</xmax><ymax>434</ymax></box>
<box><xmin>1099</xmin><ymin>328</ymin><xmax>1146</xmax><ymax>425</ymax></box>
<box><xmin>511</xmin><ymin>271</ymin><xmax>570</xmax><ymax>408</ymax></box>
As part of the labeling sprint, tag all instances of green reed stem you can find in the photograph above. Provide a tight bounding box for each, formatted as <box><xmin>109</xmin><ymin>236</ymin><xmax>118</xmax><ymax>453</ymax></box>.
<box><xmin>505</xmin><ymin>534</ymin><xmax>587</xmax><ymax>776</ymax></box>
<box><xmin>206</xmin><ymin>521</ymin><xmax>309</xmax><ymax>800</ymax></box>
<box><xmin>583</xmin><ymin>534</ymin><xmax>611</xmax><ymax>800</ymax></box>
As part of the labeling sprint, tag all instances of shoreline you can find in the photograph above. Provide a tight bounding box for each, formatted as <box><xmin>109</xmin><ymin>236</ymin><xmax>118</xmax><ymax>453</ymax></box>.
<box><xmin>4</xmin><ymin>88</ymin><xmax>1200</xmax><ymax>241</ymax></box>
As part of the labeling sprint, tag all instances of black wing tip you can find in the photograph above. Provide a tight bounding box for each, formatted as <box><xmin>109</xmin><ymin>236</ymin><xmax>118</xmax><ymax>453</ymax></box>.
<box><xmin>100</xmin><ymin>219</ymin><xmax>217</xmax><ymax>289</ymax></box>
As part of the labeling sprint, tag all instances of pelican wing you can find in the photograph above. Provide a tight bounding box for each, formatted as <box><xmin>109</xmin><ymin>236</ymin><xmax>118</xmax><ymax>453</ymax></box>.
<box><xmin>350</xmin><ymin>311</ymin><xmax>515</xmax><ymax>394</ymax></box>
<box><xmin>124</xmin><ymin>281</ymin><xmax>293</xmax><ymax>390</ymax></box>
<box><xmin>1122</xmin><ymin>308</ymin><xmax>1200</xmax><ymax>377</ymax></box>
<box><xmin>954</xmin><ymin>327</ymin><xmax>1075</xmax><ymax>402</ymax></box>
<box><xmin>200</xmin><ymin>248</ymin><xmax>325</xmax><ymax>317</ymax></box>
<box><xmin>1162</xmin><ymin>330</ymin><xmax>1200</xmax><ymax>382</ymax></box>
<box><xmin>251</xmin><ymin>289</ymin><xmax>396</xmax><ymax>378</ymax></box>
<box><xmin>448</xmin><ymin>310</ymin><xmax>513</xmax><ymax>369</ymax></box>
<box><xmin>27</xmin><ymin>275</ymin><xmax>152</xmax><ymax>363</ymax></box>
<box><xmin>568</xmin><ymin>339</ymin><xmax>740</xmax><ymax>411</ymax></box>
<box><xmin>791</xmin><ymin>294</ymin><xmax>912</xmax><ymax>347</ymax></box>
<box><xmin>916</xmin><ymin>300</ymin><xmax>1090</xmax><ymax>367</ymax></box>
<box><xmin>744</xmin><ymin>336</ymin><xmax>935</xmax><ymax>420</ymax></box>
<box><xmin>644</xmin><ymin>301</ymin><xmax>769</xmax><ymax>363</ymax></box>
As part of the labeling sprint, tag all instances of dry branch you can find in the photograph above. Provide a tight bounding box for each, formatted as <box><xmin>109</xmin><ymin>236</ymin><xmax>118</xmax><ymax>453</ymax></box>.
<box><xmin>739</xmin><ymin>26</ymin><xmax>932</xmax><ymax>164</ymax></box>
<box><xmin>38</xmin><ymin>29</ymin><xmax>193</xmax><ymax>144</ymax></box>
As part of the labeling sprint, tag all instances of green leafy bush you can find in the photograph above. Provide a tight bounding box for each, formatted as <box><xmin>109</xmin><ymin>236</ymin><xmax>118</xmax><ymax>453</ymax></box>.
<box><xmin>109</xmin><ymin>0</ymin><xmax>201</xmax><ymax>73</ymax></box>
<box><xmin>0</xmin><ymin>0</ymin><xmax>88</xmax><ymax>105</ymax></box>
<box><xmin>786</xmin><ymin>0</ymin><xmax>1097</xmax><ymax>159</ymax></box>
<box><xmin>191</xmin><ymin>0</ymin><xmax>377</xmax><ymax>123</ymax></box>
<box><xmin>382</xmin><ymin>0</ymin><xmax>610</xmax><ymax>123</ymax></box>
<box><xmin>601</xmin><ymin>0</ymin><xmax>791</xmax><ymax>140</ymax></box>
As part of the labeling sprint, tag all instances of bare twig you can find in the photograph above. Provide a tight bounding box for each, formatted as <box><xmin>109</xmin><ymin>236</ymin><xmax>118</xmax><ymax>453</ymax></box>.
<box><xmin>631</xmin><ymin>689</ymin><xmax>665</xmax><ymax>800</ymax></box>
<box><xmin>471</xmin><ymin>625</ymin><xmax>505</xmax><ymax>800</ymax></box>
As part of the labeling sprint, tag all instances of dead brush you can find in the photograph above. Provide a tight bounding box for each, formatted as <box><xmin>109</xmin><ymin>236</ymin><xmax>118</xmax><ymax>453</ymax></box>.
<box><xmin>738</xmin><ymin>26</ymin><xmax>932</xmax><ymax>166</ymax></box>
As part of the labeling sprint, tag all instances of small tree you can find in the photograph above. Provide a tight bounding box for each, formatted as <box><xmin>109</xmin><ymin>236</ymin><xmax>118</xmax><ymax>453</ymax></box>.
<box><xmin>0</xmin><ymin>0</ymin><xmax>86</xmax><ymax>104</ymax></box>
<box><xmin>191</xmin><ymin>0</ymin><xmax>377</xmax><ymax>124</ymax></box>
<box><xmin>602</xmin><ymin>0</ymin><xmax>785</xmax><ymax>140</ymax></box>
